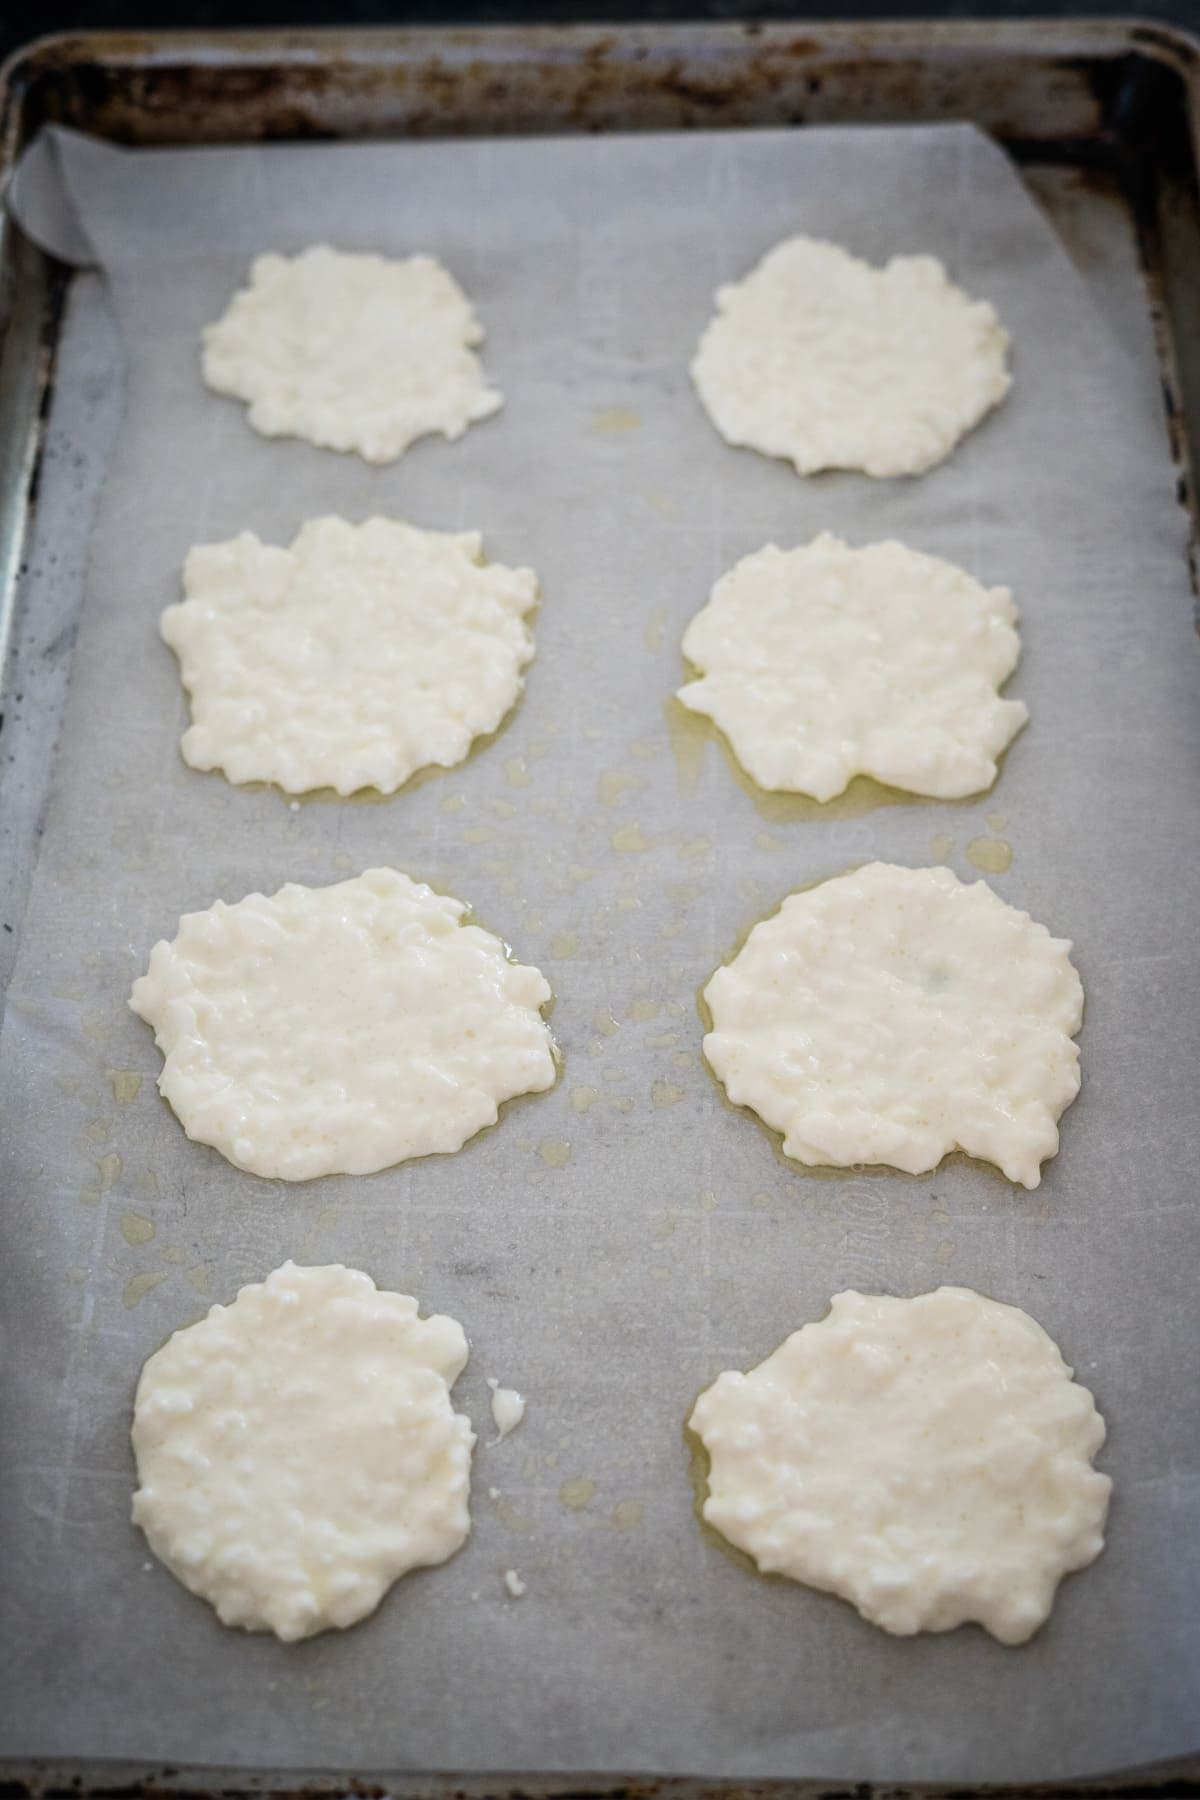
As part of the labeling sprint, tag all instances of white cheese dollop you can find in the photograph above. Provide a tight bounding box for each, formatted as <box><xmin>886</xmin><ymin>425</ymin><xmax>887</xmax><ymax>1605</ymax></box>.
<box><xmin>487</xmin><ymin>1377</ymin><xmax>526</xmax><ymax>1441</ymax></box>
<box><xmin>202</xmin><ymin>245</ymin><xmax>503</xmax><ymax>463</ymax></box>
<box><xmin>691</xmin><ymin>235</ymin><xmax>1010</xmax><ymax>478</ymax></box>
<box><xmin>691</xmin><ymin>1286</ymin><xmax>1110</xmax><ymax>1644</ymax></box>
<box><xmin>163</xmin><ymin>516</ymin><xmax>538</xmax><ymax>796</ymax></box>
<box><xmin>129</xmin><ymin>868</ymin><xmax>557</xmax><ymax>1180</ymax></box>
<box><xmin>132</xmin><ymin>1261</ymin><xmax>475</xmax><ymax>1641</ymax></box>
<box><xmin>702</xmin><ymin>863</ymin><xmax>1082</xmax><ymax>1188</ymax></box>
<box><xmin>678</xmin><ymin>534</ymin><xmax>1027</xmax><ymax>801</ymax></box>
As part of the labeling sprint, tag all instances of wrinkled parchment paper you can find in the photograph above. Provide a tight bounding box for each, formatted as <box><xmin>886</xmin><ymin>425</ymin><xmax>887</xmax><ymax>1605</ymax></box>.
<box><xmin>2</xmin><ymin>122</ymin><xmax>1198</xmax><ymax>1784</ymax></box>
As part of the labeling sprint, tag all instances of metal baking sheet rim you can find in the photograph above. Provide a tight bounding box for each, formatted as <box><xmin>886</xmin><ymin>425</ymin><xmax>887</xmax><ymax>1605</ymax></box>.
<box><xmin>1</xmin><ymin>21</ymin><xmax>1199</xmax><ymax>1800</ymax></box>
<box><xmin>1</xmin><ymin>17</ymin><xmax>1200</xmax><ymax>153</ymax></box>
<box><xmin>3</xmin><ymin>1752</ymin><xmax>1200</xmax><ymax>1798</ymax></box>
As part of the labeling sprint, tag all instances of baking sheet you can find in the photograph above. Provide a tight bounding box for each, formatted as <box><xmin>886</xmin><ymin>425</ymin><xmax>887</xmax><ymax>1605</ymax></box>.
<box><xmin>2</xmin><ymin>120</ymin><xmax>1199</xmax><ymax>1785</ymax></box>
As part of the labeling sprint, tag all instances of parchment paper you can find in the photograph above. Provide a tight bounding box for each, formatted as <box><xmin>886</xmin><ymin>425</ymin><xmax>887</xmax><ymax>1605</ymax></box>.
<box><xmin>2</xmin><ymin>121</ymin><xmax>1198</xmax><ymax>1785</ymax></box>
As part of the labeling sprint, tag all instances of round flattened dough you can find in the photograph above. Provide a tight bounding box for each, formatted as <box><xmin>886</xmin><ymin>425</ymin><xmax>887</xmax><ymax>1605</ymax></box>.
<box><xmin>691</xmin><ymin>236</ymin><xmax>1011</xmax><ymax>478</ymax></box>
<box><xmin>202</xmin><ymin>246</ymin><xmax>503</xmax><ymax>463</ymax></box>
<box><xmin>163</xmin><ymin>516</ymin><xmax>539</xmax><ymax>796</ymax></box>
<box><xmin>132</xmin><ymin>1261</ymin><xmax>474</xmax><ymax>1641</ymax></box>
<box><xmin>702</xmin><ymin>862</ymin><xmax>1082</xmax><ymax>1188</ymax></box>
<box><xmin>691</xmin><ymin>1286</ymin><xmax>1111</xmax><ymax>1644</ymax></box>
<box><xmin>678</xmin><ymin>534</ymin><xmax>1028</xmax><ymax>802</ymax></box>
<box><xmin>129</xmin><ymin>868</ymin><xmax>557</xmax><ymax>1180</ymax></box>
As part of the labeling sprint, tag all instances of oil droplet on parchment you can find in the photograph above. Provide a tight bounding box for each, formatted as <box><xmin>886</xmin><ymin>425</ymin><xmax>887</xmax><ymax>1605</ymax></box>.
<box><xmin>612</xmin><ymin>1500</ymin><xmax>644</xmax><ymax>1531</ymax></box>
<box><xmin>591</xmin><ymin>405</ymin><xmax>641</xmax><ymax>437</ymax></box>
<box><xmin>570</xmin><ymin>1086</ymin><xmax>600</xmax><ymax>1114</ymax></box>
<box><xmin>967</xmin><ymin>836</ymin><xmax>1012</xmax><ymax>874</ymax></box>
<box><xmin>643</xmin><ymin>612</ymin><xmax>666</xmax><ymax>654</ymax></box>
<box><xmin>592</xmin><ymin>1008</ymin><xmax>619</xmax><ymax>1038</ymax></box>
<box><xmin>664</xmin><ymin>696</ymin><xmax>708</xmax><ymax>799</ymax></box>
<box><xmin>120</xmin><ymin>1211</ymin><xmax>155</xmax><ymax>1246</ymax></box>
<box><xmin>538</xmin><ymin>1139</ymin><xmax>572</xmax><ymax>1169</ymax></box>
<box><xmin>488</xmin><ymin>1489</ymin><xmax>534</xmax><ymax>1532</ymax></box>
<box><xmin>930</xmin><ymin>833</ymin><xmax>954</xmax><ymax>863</ymax></box>
<box><xmin>550</xmin><ymin>933</ymin><xmax>579</xmax><ymax>960</ymax></box>
<box><xmin>122</xmin><ymin>1270</ymin><xmax>167</xmax><ymax>1309</ymax></box>
<box><xmin>559</xmin><ymin>1477</ymin><xmax>596</xmax><ymax>1511</ymax></box>
<box><xmin>612</xmin><ymin>823</ymin><xmax>653</xmax><ymax>854</ymax></box>
<box><xmin>651</xmin><ymin>1080</ymin><xmax>685</xmax><ymax>1110</ymax></box>
<box><xmin>599</xmin><ymin>770</ymin><xmax>643</xmax><ymax>807</ymax></box>
<box><xmin>108</xmin><ymin>1070</ymin><xmax>142</xmax><ymax>1105</ymax></box>
<box><xmin>98</xmin><ymin>1152</ymin><xmax>122</xmax><ymax>1193</ymax></box>
<box><xmin>505</xmin><ymin>756</ymin><xmax>531</xmax><ymax>790</ymax></box>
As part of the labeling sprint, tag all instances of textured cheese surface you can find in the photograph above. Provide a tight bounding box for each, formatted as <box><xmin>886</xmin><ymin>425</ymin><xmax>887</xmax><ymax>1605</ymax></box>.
<box><xmin>202</xmin><ymin>246</ymin><xmax>502</xmax><ymax>463</ymax></box>
<box><xmin>678</xmin><ymin>534</ymin><xmax>1027</xmax><ymax>801</ymax></box>
<box><xmin>132</xmin><ymin>1261</ymin><xmax>474</xmax><ymax>1641</ymax></box>
<box><xmin>691</xmin><ymin>1286</ymin><xmax>1110</xmax><ymax>1644</ymax></box>
<box><xmin>691</xmin><ymin>236</ymin><xmax>1011</xmax><ymax>478</ymax></box>
<box><xmin>129</xmin><ymin>868</ymin><xmax>557</xmax><ymax>1180</ymax></box>
<box><xmin>703</xmin><ymin>863</ymin><xmax>1082</xmax><ymax>1188</ymax></box>
<box><xmin>163</xmin><ymin>516</ymin><xmax>538</xmax><ymax>796</ymax></box>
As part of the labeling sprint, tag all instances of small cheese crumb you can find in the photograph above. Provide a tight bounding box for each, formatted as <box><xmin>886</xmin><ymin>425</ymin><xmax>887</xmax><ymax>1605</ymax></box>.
<box><xmin>487</xmin><ymin>1376</ymin><xmax>527</xmax><ymax>1441</ymax></box>
<box><xmin>503</xmin><ymin>1569</ymin><xmax>526</xmax><ymax>1598</ymax></box>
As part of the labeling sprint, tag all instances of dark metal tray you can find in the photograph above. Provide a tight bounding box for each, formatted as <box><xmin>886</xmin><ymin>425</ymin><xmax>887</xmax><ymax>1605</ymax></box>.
<box><xmin>1</xmin><ymin>19</ymin><xmax>1198</xmax><ymax>1799</ymax></box>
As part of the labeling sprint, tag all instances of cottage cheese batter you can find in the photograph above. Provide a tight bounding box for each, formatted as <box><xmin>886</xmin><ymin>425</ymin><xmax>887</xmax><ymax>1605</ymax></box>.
<box><xmin>702</xmin><ymin>863</ymin><xmax>1082</xmax><ymax>1188</ymax></box>
<box><xmin>203</xmin><ymin>246</ymin><xmax>502</xmax><ymax>462</ymax></box>
<box><xmin>677</xmin><ymin>535</ymin><xmax>1027</xmax><ymax>801</ymax></box>
<box><xmin>132</xmin><ymin>1261</ymin><xmax>474</xmax><ymax>1640</ymax></box>
<box><xmin>691</xmin><ymin>236</ymin><xmax>1010</xmax><ymax>478</ymax></box>
<box><xmin>164</xmin><ymin>516</ymin><xmax>539</xmax><ymax>795</ymax></box>
<box><xmin>691</xmin><ymin>1286</ymin><xmax>1110</xmax><ymax>1643</ymax></box>
<box><xmin>129</xmin><ymin>868</ymin><xmax>557</xmax><ymax>1180</ymax></box>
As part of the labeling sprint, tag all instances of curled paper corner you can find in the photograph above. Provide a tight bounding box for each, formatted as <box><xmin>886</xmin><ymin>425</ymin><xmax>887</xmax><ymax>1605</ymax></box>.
<box><xmin>7</xmin><ymin>125</ymin><xmax>107</xmax><ymax>267</ymax></box>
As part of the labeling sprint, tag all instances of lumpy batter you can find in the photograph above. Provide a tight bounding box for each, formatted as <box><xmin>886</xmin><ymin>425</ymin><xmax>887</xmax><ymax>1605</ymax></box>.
<box><xmin>202</xmin><ymin>246</ymin><xmax>503</xmax><ymax>462</ymax></box>
<box><xmin>702</xmin><ymin>862</ymin><xmax>1082</xmax><ymax>1188</ymax></box>
<box><xmin>132</xmin><ymin>1261</ymin><xmax>474</xmax><ymax>1641</ymax></box>
<box><xmin>130</xmin><ymin>868</ymin><xmax>557</xmax><ymax>1180</ymax></box>
<box><xmin>691</xmin><ymin>235</ymin><xmax>1010</xmax><ymax>478</ymax></box>
<box><xmin>691</xmin><ymin>1286</ymin><xmax>1110</xmax><ymax>1644</ymax></box>
<box><xmin>677</xmin><ymin>534</ymin><xmax>1026</xmax><ymax>801</ymax></box>
<box><xmin>164</xmin><ymin>516</ymin><xmax>538</xmax><ymax>796</ymax></box>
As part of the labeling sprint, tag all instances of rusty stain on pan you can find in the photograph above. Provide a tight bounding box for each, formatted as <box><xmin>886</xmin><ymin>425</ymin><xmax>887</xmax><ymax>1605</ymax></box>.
<box><xmin>0</xmin><ymin>22</ymin><xmax>1174</xmax><ymax>152</ymax></box>
<box><xmin>0</xmin><ymin>22</ymin><xmax>1197</xmax><ymax>163</ymax></box>
<box><xmin>3</xmin><ymin>1754</ymin><xmax>1200</xmax><ymax>1799</ymax></box>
